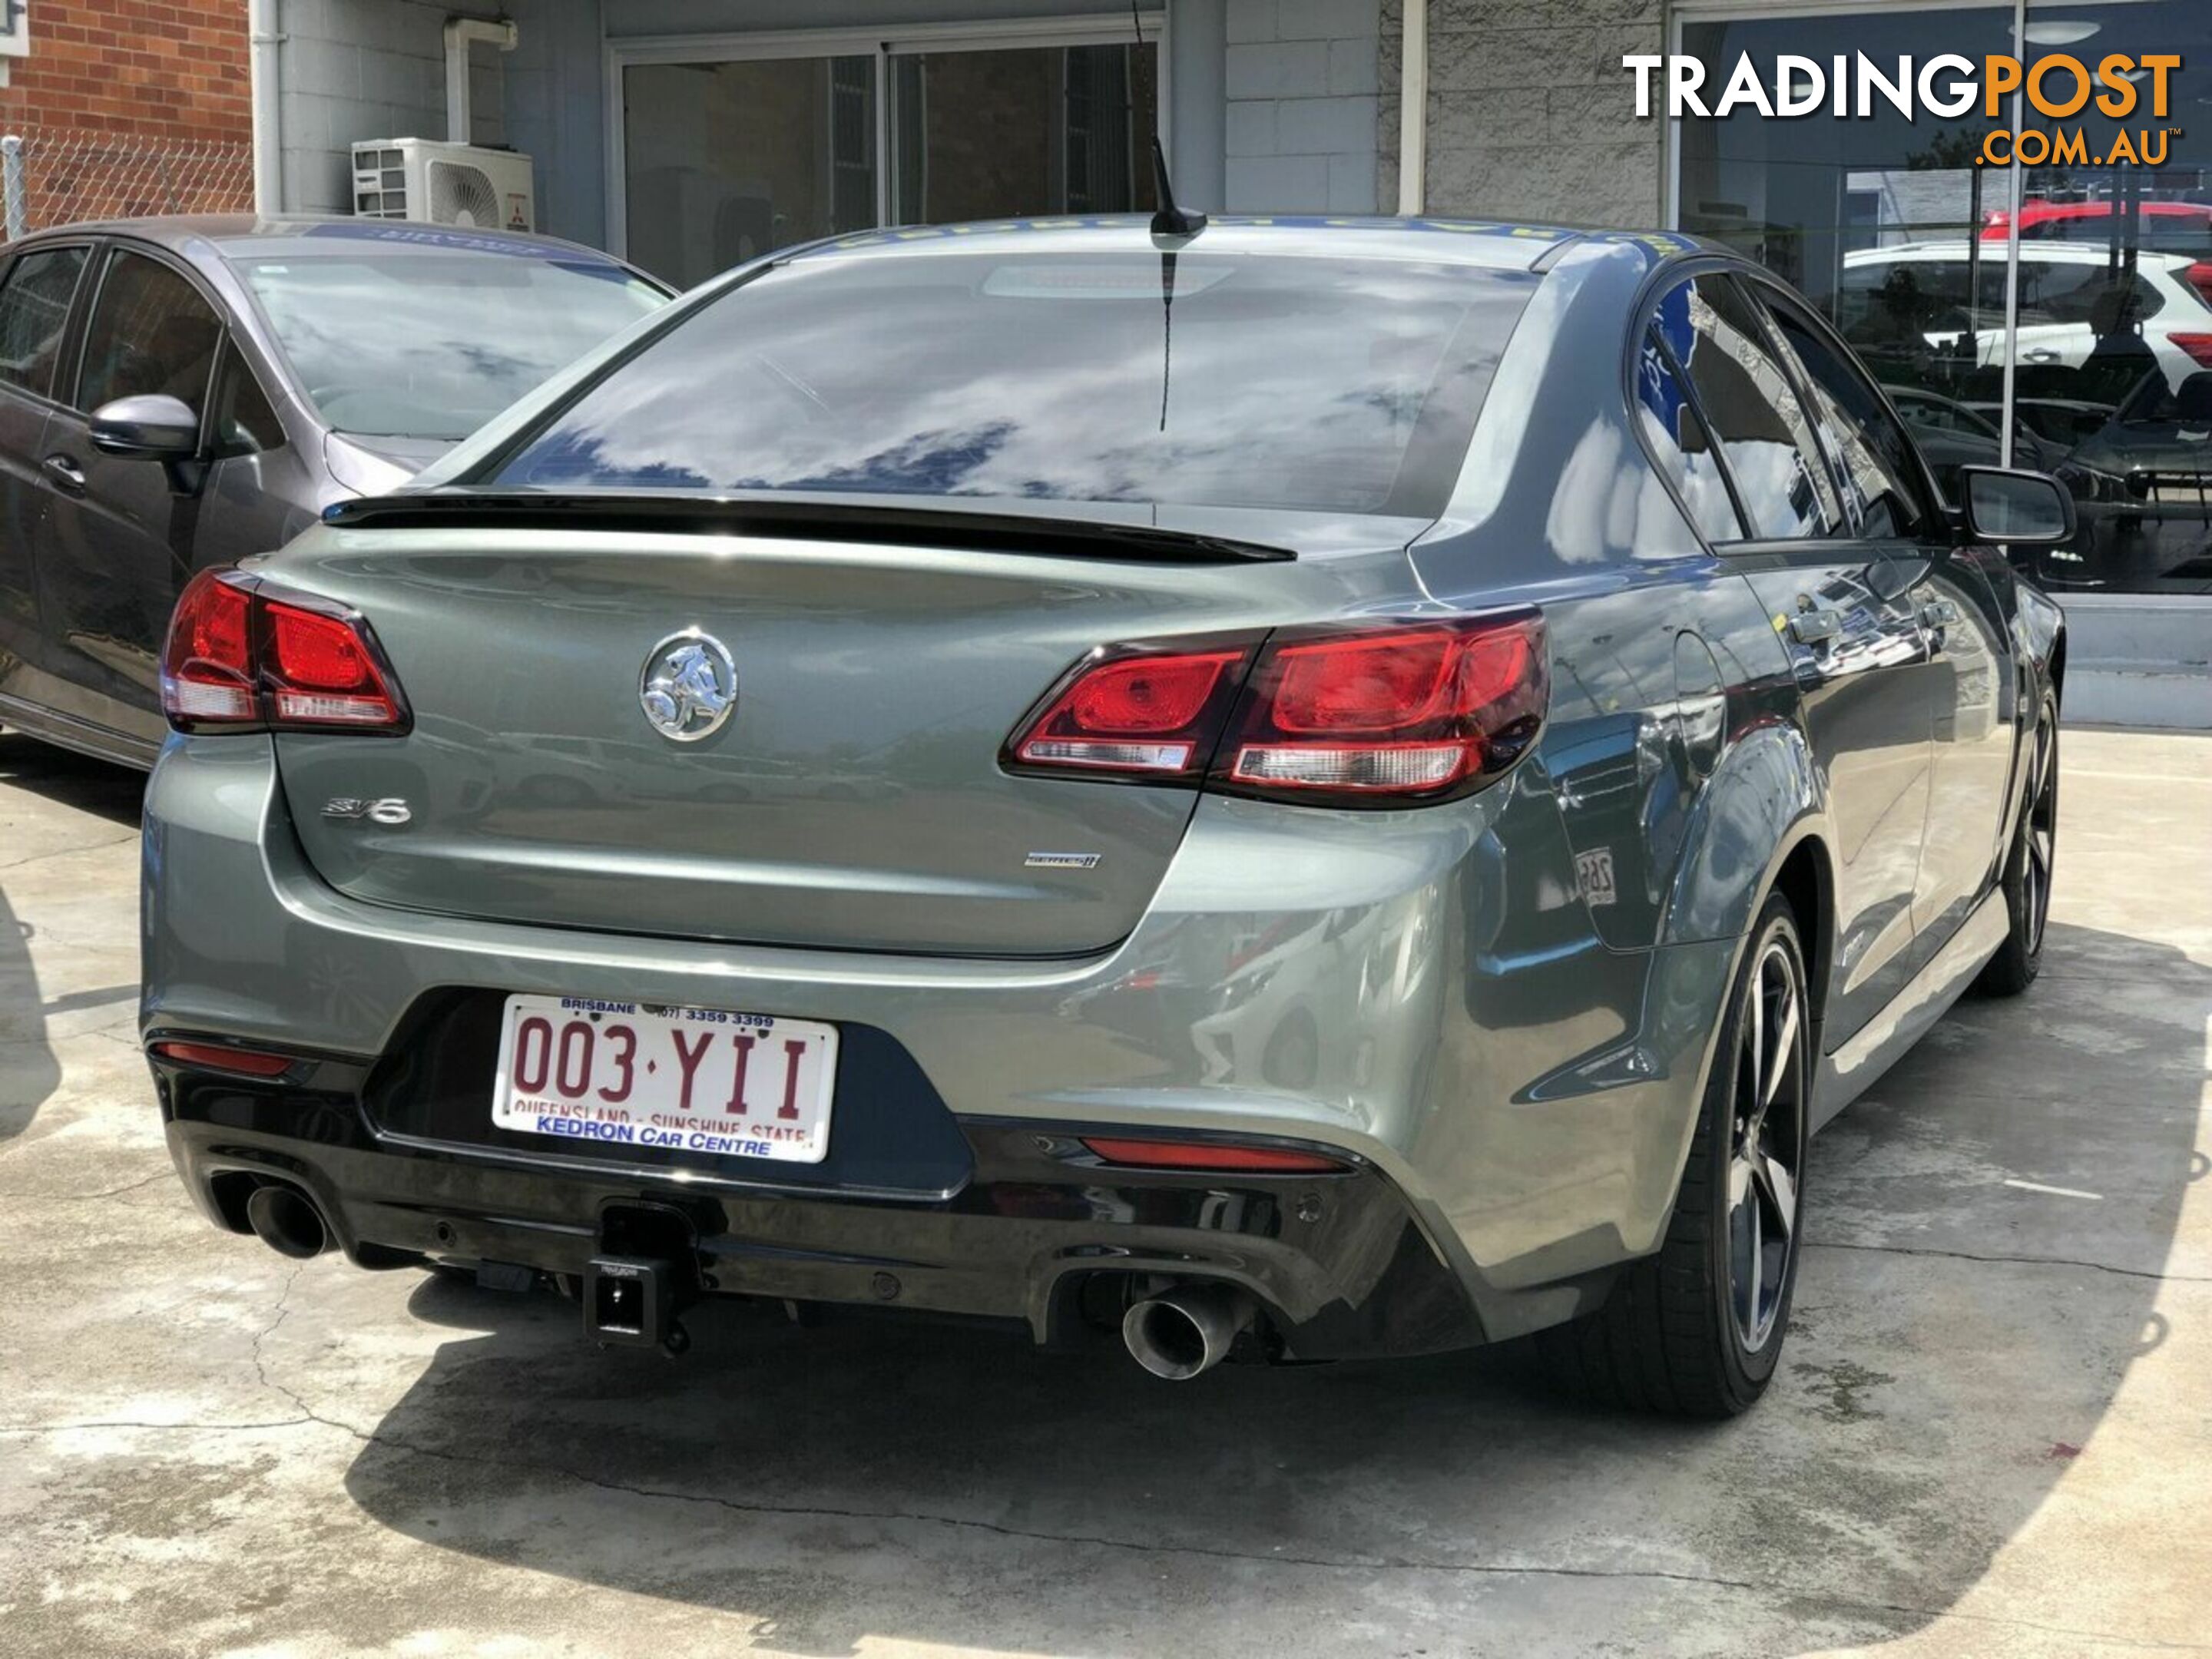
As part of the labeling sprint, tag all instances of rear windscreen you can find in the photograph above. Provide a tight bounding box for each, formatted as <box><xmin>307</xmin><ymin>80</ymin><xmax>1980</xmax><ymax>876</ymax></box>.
<box><xmin>486</xmin><ymin>252</ymin><xmax>1538</xmax><ymax>518</ymax></box>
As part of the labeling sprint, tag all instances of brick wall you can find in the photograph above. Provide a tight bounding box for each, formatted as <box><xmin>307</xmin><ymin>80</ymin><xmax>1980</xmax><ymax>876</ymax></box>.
<box><xmin>1226</xmin><ymin>0</ymin><xmax>1381</xmax><ymax>213</ymax></box>
<box><xmin>1</xmin><ymin>1</ymin><xmax>250</xmax><ymax>142</ymax></box>
<box><xmin>1379</xmin><ymin>0</ymin><xmax>1662</xmax><ymax>228</ymax></box>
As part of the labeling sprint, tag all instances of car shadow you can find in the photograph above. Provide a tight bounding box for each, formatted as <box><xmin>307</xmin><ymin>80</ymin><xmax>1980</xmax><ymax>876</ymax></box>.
<box><xmin>339</xmin><ymin>919</ymin><xmax>2205</xmax><ymax>1653</ymax></box>
<box><xmin>0</xmin><ymin>735</ymin><xmax>142</xmax><ymax>1144</ymax></box>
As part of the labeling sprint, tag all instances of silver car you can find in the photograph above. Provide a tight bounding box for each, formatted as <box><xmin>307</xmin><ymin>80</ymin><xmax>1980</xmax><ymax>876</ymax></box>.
<box><xmin>0</xmin><ymin>216</ymin><xmax>669</xmax><ymax>767</ymax></box>
<box><xmin>140</xmin><ymin>217</ymin><xmax>2069</xmax><ymax>1416</ymax></box>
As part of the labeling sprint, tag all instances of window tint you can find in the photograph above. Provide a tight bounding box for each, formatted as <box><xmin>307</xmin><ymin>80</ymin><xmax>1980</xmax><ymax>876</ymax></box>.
<box><xmin>1635</xmin><ymin>323</ymin><xmax>1743</xmax><ymax>543</ymax></box>
<box><xmin>2013</xmin><ymin>259</ymin><xmax>2163</xmax><ymax>327</ymax></box>
<box><xmin>1760</xmin><ymin>294</ymin><xmax>1932</xmax><ymax>540</ymax></box>
<box><xmin>488</xmin><ymin>253</ymin><xmax>1535</xmax><ymax>518</ymax></box>
<box><xmin>78</xmin><ymin>250</ymin><xmax>221</xmax><ymax>418</ymax></box>
<box><xmin>1664</xmin><ymin>276</ymin><xmax>1840</xmax><ymax>540</ymax></box>
<box><xmin>0</xmin><ymin>246</ymin><xmax>90</xmax><ymax>399</ymax></box>
<box><xmin>212</xmin><ymin>345</ymin><xmax>284</xmax><ymax>455</ymax></box>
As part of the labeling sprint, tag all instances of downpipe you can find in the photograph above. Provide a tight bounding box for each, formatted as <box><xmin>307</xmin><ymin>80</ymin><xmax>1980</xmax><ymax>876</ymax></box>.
<box><xmin>243</xmin><ymin>1180</ymin><xmax>329</xmax><ymax>1260</ymax></box>
<box><xmin>1121</xmin><ymin>1282</ymin><xmax>1255</xmax><ymax>1380</ymax></box>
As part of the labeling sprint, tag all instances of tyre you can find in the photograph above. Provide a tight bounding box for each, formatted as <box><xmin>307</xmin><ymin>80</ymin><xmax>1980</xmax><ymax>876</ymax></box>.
<box><xmin>1975</xmin><ymin>693</ymin><xmax>2058</xmax><ymax>998</ymax></box>
<box><xmin>1536</xmin><ymin>892</ymin><xmax>1811</xmax><ymax>1418</ymax></box>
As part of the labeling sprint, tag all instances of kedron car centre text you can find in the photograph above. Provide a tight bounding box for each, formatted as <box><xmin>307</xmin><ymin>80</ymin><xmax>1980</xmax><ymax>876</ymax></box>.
<box><xmin>1624</xmin><ymin>52</ymin><xmax>2186</xmax><ymax>168</ymax></box>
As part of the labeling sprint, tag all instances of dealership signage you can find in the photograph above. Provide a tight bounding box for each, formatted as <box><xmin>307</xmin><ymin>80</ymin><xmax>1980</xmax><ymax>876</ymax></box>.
<box><xmin>1625</xmin><ymin>51</ymin><xmax>2186</xmax><ymax>167</ymax></box>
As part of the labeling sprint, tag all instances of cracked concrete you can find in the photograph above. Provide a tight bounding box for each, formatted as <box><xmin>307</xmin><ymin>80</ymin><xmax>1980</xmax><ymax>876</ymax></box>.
<box><xmin>1</xmin><ymin>725</ymin><xmax>2208</xmax><ymax>1658</ymax></box>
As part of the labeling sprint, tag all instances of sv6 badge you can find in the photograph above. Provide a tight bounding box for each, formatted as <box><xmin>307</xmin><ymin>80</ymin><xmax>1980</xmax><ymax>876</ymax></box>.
<box><xmin>323</xmin><ymin>796</ymin><xmax>412</xmax><ymax>826</ymax></box>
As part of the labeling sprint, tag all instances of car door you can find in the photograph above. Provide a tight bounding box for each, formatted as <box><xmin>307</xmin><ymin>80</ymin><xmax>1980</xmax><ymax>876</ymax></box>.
<box><xmin>1657</xmin><ymin>271</ymin><xmax>1934</xmax><ymax>1045</ymax></box>
<box><xmin>1754</xmin><ymin>283</ymin><xmax>2020</xmax><ymax>955</ymax></box>
<box><xmin>30</xmin><ymin>242</ymin><xmax>224</xmax><ymax>755</ymax></box>
<box><xmin>0</xmin><ymin>240</ymin><xmax>95</xmax><ymax>721</ymax></box>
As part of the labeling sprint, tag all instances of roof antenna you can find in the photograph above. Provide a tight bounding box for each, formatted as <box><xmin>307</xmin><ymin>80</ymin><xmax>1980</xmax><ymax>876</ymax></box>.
<box><xmin>1133</xmin><ymin>2</ymin><xmax>1205</xmax><ymax>237</ymax></box>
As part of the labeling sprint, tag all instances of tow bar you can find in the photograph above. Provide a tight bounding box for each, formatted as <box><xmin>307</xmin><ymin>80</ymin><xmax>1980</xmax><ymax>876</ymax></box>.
<box><xmin>585</xmin><ymin>1202</ymin><xmax>697</xmax><ymax>1354</ymax></box>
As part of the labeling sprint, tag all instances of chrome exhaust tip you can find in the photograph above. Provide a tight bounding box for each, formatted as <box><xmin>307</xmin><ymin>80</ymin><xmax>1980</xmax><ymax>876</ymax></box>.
<box><xmin>1121</xmin><ymin>1282</ymin><xmax>1253</xmax><ymax>1380</ymax></box>
<box><xmin>244</xmin><ymin>1181</ymin><xmax>329</xmax><ymax>1260</ymax></box>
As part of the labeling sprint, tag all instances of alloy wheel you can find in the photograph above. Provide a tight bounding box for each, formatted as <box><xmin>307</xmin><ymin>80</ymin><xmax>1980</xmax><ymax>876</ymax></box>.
<box><xmin>2022</xmin><ymin>713</ymin><xmax>2058</xmax><ymax>958</ymax></box>
<box><xmin>1727</xmin><ymin>937</ymin><xmax>1806</xmax><ymax>1353</ymax></box>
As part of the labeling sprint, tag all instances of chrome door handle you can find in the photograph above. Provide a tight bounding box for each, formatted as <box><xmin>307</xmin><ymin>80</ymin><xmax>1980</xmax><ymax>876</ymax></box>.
<box><xmin>42</xmin><ymin>453</ymin><xmax>86</xmax><ymax>492</ymax></box>
<box><xmin>1787</xmin><ymin>609</ymin><xmax>1841</xmax><ymax>645</ymax></box>
<box><xmin>2023</xmin><ymin>348</ymin><xmax>2061</xmax><ymax>364</ymax></box>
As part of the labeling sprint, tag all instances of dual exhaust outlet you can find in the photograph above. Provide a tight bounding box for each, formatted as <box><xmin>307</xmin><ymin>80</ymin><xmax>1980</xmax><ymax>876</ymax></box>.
<box><xmin>238</xmin><ymin>1184</ymin><xmax>1256</xmax><ymax>1380</ymax></box>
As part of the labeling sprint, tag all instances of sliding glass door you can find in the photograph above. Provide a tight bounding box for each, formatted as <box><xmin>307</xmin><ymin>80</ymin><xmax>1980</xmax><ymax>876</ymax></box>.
<box><xmin>619</xmin><ymin>25</ymin><xmax>1161</xmax><ymax>292</ymax></box>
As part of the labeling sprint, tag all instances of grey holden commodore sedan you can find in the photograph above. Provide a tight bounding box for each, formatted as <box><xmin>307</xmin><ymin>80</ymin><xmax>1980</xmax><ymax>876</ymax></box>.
<box><xmin>0</xmin><ymin>217</ymin><xmax>668</xmax><ymax>767</ymax></box>
<box><xmin>140</xmin><ymin>215</ymin><xmax>2068</xmax><ymax>1416</ymax></box>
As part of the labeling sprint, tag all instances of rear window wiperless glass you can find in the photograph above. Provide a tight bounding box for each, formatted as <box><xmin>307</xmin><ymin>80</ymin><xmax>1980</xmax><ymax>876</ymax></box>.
<box><xmin>487</xmin><ymin>253</ymin><xmax>1538</xmax><ymax>518</ymax></box>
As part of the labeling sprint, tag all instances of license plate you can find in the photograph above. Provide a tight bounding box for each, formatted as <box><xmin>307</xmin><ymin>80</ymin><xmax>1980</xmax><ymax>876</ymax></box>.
<box><xmin>490</xmin><ymin>995</ymin><xmax>837</xmax><ymax>1164</ymax></box>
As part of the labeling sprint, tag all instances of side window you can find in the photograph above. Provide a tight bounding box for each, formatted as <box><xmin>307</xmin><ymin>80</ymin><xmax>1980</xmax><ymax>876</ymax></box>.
<box><xmin>1760</xmin><ymin>295</ymin><xmax>1933</xmax><ymax>541</ymax></box>
<box><xmin>1671</xmin><ymin>274</ymin><xmax>1842</xmax><ymax>541</ymax></box>
<box><xmin>1635</xmin><ymin>319</ymin><xmax>1744</xmax><ymax>544</ymax></box>
<box><xmin>212</xmin><ymin>345</ymin><xmax>285</xmax><ymax>456</ymax></box>
<box><xmin>0</xmin><ymin>247</ymin><xmax>91</xmax><ymax>399</ymax></box>
<box><xmin>75</xmin><ymin>250</ymin><xmax>221</xmax><ymax>419</ymax></box>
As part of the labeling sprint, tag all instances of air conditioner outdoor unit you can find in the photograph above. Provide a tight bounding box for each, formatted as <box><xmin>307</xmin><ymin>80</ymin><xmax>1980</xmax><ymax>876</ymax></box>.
<box><xmin>351</xmin><ymin>139</ymin><xmax>535</xmax><ymax>233</ymax></box>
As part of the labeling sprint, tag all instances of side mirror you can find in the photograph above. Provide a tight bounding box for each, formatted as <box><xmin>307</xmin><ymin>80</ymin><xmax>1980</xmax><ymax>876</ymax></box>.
<box><xmin>89</xmin><ymin>394</ymin><xmax>200</xmax><ymax>460</ymax></box>
<box><xmin>1959</xmin><ymin>465</ymin><xmax>2075</xmax><ymax>547</ymax></box>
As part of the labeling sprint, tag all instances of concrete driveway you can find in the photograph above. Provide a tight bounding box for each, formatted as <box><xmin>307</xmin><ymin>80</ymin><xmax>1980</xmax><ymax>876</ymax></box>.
<box><xmin>2</xmin><ymin>727</ymin><xmax>2207</xmax><ymax>1657</ymax></box>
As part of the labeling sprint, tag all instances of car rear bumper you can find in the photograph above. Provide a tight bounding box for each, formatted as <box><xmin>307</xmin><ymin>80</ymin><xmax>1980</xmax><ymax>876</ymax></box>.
<box><xmin>142</xmin><ymin>738</ymin><xmax>1739</xmax><ymax>1350</ymax></box>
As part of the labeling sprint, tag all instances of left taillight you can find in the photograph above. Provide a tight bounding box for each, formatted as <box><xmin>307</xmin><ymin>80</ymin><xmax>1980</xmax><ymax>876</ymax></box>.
<box><xmin>161</xmin><ymin>568</ymin><xmax>409</xmax><ymax>735</ymax></box>
<box><xmin>1004</xmin><ymin>611</ymin><xmax>1547</xmax><ymax>806</ymax></box>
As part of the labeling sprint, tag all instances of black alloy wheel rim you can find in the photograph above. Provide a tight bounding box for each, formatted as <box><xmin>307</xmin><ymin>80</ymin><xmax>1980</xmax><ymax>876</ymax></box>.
<box><xmin>2022</xmin><ymin>713</ymin><xmax>2058</xmax><ymax>958</ymax></box>
<box><xmin>1728</xmin><ymin>936</ymin><xmax>1806</xmax><ymax>1353</ymax></box>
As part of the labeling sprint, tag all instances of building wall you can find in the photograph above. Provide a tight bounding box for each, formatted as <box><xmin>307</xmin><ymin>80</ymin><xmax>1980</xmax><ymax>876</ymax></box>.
<box><xmin>1224</xmin><ymin>0</ymin><xmax>1379</xmax><ymax>212</ymax></box>
<box><xmin>275</xmin><ymin>0</ymin><xmax>509</xmax><ymax>217</ymax></box>
<box><xmin>1378</xmin><ymin>0</ymin><xmax>1661</xmax><ymax>227</ymax></box>
<box><xmin>0</xmin><ymin>0</ymin><xmax>250</xmax><ymax>141</ymax></box>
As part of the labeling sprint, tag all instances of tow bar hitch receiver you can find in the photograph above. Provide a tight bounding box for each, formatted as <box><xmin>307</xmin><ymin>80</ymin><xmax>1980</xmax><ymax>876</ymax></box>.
<box><xmin>585</xmin><ymin>1255</ymin><xmax>682</xmax><ymax>1352</ymax></box>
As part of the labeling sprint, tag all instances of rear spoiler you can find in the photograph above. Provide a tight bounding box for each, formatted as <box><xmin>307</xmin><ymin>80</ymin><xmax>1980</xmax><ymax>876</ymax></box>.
<box><xmin>322</xmin><ymin>492</ymin><xmax>1296</xmax><ymax>565</ymax></box>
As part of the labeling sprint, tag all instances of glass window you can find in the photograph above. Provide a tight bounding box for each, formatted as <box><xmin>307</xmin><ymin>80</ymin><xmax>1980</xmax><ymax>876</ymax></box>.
<box><xmin>1665</xmin><ymin>276</ymin><xmax>1842</xmax><ymax>541</ymax></box>
<box><xmin>1636</xmin><ymin>320</ymin><xmax>1744</xmax><ymax>543</ymax></box>
<box><xmin>77</xmin><ymin>250</ymin><xmax>220</xmax><ymax>419</ymax></box>
<box><xmin>0</xmin><ymin>246</ymin><xmax>90</xmax><ymax>399</ymax></box>
<box><xmin>622</xmin><ymin>55</ymin><xmax>878</xmax><ymax>288</ymax></box>
<box><xmin>230</xmin><ymin>249</ymin><xmax>666</xmax><ymax>442</ymax></box>
<box><xmin>892</xmin><ymin>44</ymin><xmax>1156</xmax><ymax>224</ymax></box>
<box><xmin>488</xmin><ymin>253</ymin><xmax>1537</xmax><ymax>519</ymax></box>
<box><xmin>1760</xmin><ymin>292</ymin><xmax>1933</xmax><ymax>539</ymax></box>
<box><xmin>1680</xmin><ymin>0</ymin><xmax>2212</xmax><ymax>591</ymax></box>
<box><xmin>212</xmin><ymin>345</ymin><xmax>284</xmax><ymax>455</ymax></box>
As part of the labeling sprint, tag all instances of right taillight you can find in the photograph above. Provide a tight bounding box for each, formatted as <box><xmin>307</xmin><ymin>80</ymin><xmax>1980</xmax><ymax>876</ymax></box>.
<box><xmin>1005</xmin><ymin>611</ymin><xmax>1546</xmax><ymax>806</ymax></box>
<box><xmin>161</xmin><ymin>569</ymin><xmax>409</xmax><ymax>735</ymax></box>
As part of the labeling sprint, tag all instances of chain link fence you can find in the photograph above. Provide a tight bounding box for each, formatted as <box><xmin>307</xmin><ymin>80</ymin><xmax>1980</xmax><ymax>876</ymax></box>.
<box><xmin>2</xmin><ymin>128</ymin><xmax>254</xmax><ymax>242</ymax></box>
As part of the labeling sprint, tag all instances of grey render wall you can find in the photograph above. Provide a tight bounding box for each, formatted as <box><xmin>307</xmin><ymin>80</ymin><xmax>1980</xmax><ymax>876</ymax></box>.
<box><xmin>1378</xmin><ymin>0</ymin><xmax>1661</xmax><ymax>227</ymax></box>
<box><xmin>276</xmin><ymin>0</ymin><xmax>508</xmax><ymax>216</ymax></box>
<box><xmin>1225</xmin><ymin>0</ymin><xmax>1380</xmax><ymax>212</ymax></box>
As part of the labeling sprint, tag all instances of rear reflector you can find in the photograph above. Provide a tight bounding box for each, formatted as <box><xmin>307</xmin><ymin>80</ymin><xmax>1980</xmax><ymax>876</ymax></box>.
<box><xmin>1079</xmin><ymin>1136</ymin><xmax>1346</xmax><ymax>1174</ymax></box>
<box><xmin>1005</xmin><ymin>612</ymin><xmax>1547</xmax><ymax>804</ymax></box>
<box><xmin>161</xmin><ymin>569</ymin><xmax>410</xmax><ymax>735</ymax></box>
<box><xmin>149</xmin><ymin>1040</ymin><xmax>299</xmax><ymax>1078</ymax></box>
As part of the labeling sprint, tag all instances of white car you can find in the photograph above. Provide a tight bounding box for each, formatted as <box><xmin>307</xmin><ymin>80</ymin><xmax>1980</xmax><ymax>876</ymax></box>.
<box><xmin>1840</xmin><ymin>240</ymin><xmax>2212</xmax><ymax>403</ymax></box>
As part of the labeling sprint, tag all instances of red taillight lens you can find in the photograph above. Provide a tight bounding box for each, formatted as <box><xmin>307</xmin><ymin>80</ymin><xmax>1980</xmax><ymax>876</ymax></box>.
<box><xmin>148</xmin><ymin>1039</ymin><xmax>299</xmax><ymax>1078</ymax></box>
<box><xmin>1227</xmin><ymin>614</ymin><xmax>1545</xmax><ymax>799</ymax></box>
<box><xmin>1007</xmin><ymin>613</ymin><xmax>1547</xmax><ymax>804</ymax></box>
<box><xmin>263</xmin><ymin>596</ymin><xmax>405</xmax><ymax>727</ymax></box>
<box><xmin>2168</xmin><ymin>331</ymin><xmax>2212</xmax><ymax>369</ymax></box>
<box><xmin>1079</xmin><ymin>1136</ymin><xmax>1346</xmax><ymax>1174</ymax></box>
<box><xmin>161</xmin><ymin>570</ymin><xmax>409</xmax><ymax>734</ymax></box>
<box><xmin>1008</xmin><ymin>644</ymin><xmax>1250</xmax><ymax>777</ymax></box>
<box><xmin>161</xmin><ymin>570</ymin><xmax>258</xmax><ymax>724</ymax></box>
